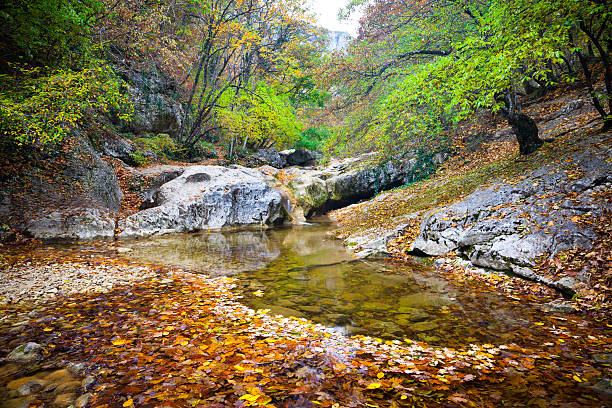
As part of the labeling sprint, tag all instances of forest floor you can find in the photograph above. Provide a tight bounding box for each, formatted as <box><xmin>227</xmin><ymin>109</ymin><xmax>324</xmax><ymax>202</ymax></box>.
<box><xmin>1</xmin><ymin>250</ymin><xmax>611</xmax><ymax>408</ymax></box>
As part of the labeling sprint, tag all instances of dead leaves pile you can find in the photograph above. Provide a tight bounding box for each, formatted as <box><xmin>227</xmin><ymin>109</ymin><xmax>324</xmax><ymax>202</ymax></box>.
<box><xmin>1</xmin><ymin>269</ymin><xmax>610</xmax><ymax>408</ymax></box>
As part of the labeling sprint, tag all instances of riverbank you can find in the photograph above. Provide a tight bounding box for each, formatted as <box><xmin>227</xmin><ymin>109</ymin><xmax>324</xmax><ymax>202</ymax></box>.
<box><xmin>1</xmin><ymin>249</ymin><xmax>611</xmax><ymax>407</ymax></box>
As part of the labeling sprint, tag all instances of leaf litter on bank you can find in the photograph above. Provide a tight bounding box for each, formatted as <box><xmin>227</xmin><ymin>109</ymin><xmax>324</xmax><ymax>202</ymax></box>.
<box><xmin>1</xmin><ymin>265</ymin><xmax>610</xmax><ymax>408</ymax></box>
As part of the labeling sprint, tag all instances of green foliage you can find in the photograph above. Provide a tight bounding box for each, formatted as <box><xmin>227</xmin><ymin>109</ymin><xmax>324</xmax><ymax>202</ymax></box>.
<box><xmin>295</xmin><ymin>128</ymin><xmax>331</xmax><ymax>151</ymax></box>
<box><xmin>216</xmin><ymin>81</ymin><xmax>303</xmax><ymax>149</ymax></box>
<box><xmin>319</xmin><ymin>0</ymin><xmax>611</xmax><ymax>157</ymax></box>
<box><xmin>0</xmin><ymin>0</ymin><xmax>102</xmax><ymax>64</ymax></box>
<box><xmin>0</xmin><ymin>59</ymin><xmax>133</xmax><ymax>148</ymax></box>
<box><xmin>133</xmin><ymin>134</ymin><xmax>177</xmax><ymax>165</ymax></box>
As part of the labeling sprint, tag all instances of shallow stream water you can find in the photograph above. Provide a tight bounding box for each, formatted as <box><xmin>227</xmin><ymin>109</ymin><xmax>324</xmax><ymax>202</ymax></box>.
<box><xmin>120</xmin><ymin>220</ymin><xmax>606</xmax><ymax>350</ymax></box>
<box><xmin>2</xmin><ymin>220</ymin><xmax>611</xmax><ymax>407</ymax></box>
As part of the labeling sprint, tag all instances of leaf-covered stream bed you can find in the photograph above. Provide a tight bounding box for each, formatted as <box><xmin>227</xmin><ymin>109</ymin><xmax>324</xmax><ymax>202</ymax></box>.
<box><xmin>0</xmin><ymin>222</ymin><xmax>611</xmax><ymax>407</ymax></box>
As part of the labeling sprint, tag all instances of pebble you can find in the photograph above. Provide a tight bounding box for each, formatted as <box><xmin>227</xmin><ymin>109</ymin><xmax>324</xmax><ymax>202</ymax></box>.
<box><xmin>81</xmin><ymin>375</ymin><xmax>95</xmax><ymax>390</ymax></box>
<box><xmin>0</xmin><ymin>263</ymin><xmax>157</xmax><ymax>304</ymax></box>
<box><xmin>75</xmin><ymin>393</ymin><xmax>91</xmax><ymax>408</ymax></box>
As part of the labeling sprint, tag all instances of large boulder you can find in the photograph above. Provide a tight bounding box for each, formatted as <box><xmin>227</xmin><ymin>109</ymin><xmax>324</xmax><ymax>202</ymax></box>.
<box><xmin>102</xmin><ymin>136</ymin><xmax>137</xmax><ymax>166</ymax></box>
<box><xmin>118</xmin><ymin>165</ymin><xmax>289</xmax><ymax>238</ymax></box>
<box><xmin>279</xmin><ymin>148</ymin><xmax>317</xmax><ymax>167</ymax></box>
<box><xmin>248</xmin><ymin>148</ymin><xmax>286</xmax><ymax>169</ymax></box>
<box><xmin>0</xmin><ymin>129</ymin><xmax>123</xmax><ymax>241</ymax></box>
<box><xmin>286</xmin><ymin>154</ymin><xmax>413</xmax><ymax>217</ymax></box>
<box><xmin>25</xmin><ymin>208</ymin><xmax>116</xmax><ymax>241</ymax></box>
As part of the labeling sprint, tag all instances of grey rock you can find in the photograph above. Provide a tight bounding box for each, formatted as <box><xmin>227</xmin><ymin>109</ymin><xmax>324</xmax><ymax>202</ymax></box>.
<box><xmin>593</xmin><ymin>378</ymin><xmax>612</xmax><ymax>401</ymax></box>
<box><xmin>66</xmin><ymin>128</ymin><xmax>123</xmax><ymax>212</ymax></box>
<box><xmin>0</xmin><ymin>128</ymin><xmax>122</xmax><ymax>242</ymax></box>
<box><xmin>25</xmin><ymin>208</ymin><xmax>116</xmax><ymax>241</ymax></box>
<box><xmin>554</xmin><ymin>276</ymin><xmax>579</xmax><ymax>295</ymax></box>
<box><xmin>6</xmin><ymin>342</ymin><xmax>43</xmax><ymax>363</ymax></box>
<box><xmin>75</xmin><ymin>393</ymin><xmax>91</xmax><ymax>408</ymax></box>
<box><xmin>119</xmin><ymin>166</ymin><xmax>288</xmax><ymax>238</ymax></box>
<box><xmin>250</xmin><ymin>149</ymin><xmax>286</xmax><ymax>169</ymax></box>
<box><xmin>17</xmin><ymin>379</ymin><xmax>46</xmax><ymax>396</ymax></box>
<box><xmin>81</xmin><ymin>376</ymin><xmax>95</xmax><ymax>390</ymax></box>
<box><xmin>542</xmin><ymin>299</ymin><xmax>577</xmax><ymax>314</ymax></box>
<box><xmin>287</xmin><ymin>153</ymin><xmax>412</xmax><ymax>217</ymax></box>
<box><xmin>67</xmin><ymin>362</ymin><xmax>87</xmax><ymax>376</ymax></box>
<box><xmin>102</xmin><ymin>136</ymin><xmax>136</xmax><ymax>165</ymax></box>
<box><xmin>409</xmin><ymin>141</ymin><xmax>612</xmax><ymax>291</ymax></box>
<box><xmin>280</xmin><ymin>148</ymin><xmax>316</xmax><ymax>167</ymax></box>
<box><xmin>117</xmin><ymin>68</ymin><xmax>185</xmax><ymax>136</ymax></box>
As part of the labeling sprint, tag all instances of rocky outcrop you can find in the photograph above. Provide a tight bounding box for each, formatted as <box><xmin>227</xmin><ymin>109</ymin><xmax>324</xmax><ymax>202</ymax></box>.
<box><xmin>410</xmin><ymin>139</ymin><xmax>612</xmax><ymax>293</ymax></box>
<box><xmin>102</xmin><ymin>135</ymin><xmax>137</xmax><ymax>166</ymax></box>
<box><xmin>116</xmin><ymin>67</ymin><xmax>185</xmax><ymax>136</ymax></box>
<box><xmin>0</xmin><ymin>129</ymin><xmax>123</xmax><ymax>241</ymax></box>
<box><xmin>286</xmin><ymin>153</ymin><xmax>417</xmax><ymax>217</ymax></box>
<box><xmin>249</xmin><ymin>148</ymin><xmax>286</xmax><ymax>169</ymax></box>
<box><xmin>118</xmin><ymin>165</ymin><xmax>289</xmax><ymax>238</ymax></box>
<box><xmin>25</xmin><ymin>208</ymin><xmax>116</xmax><ymax>241</ymax></box>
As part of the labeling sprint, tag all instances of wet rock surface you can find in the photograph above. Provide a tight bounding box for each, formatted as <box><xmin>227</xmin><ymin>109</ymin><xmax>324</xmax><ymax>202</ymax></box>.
<box><xmin>0</xmin><ymin>356</ymin><xmax>92</xmax><ymax>408</ymax></box>
<box><xmin>118</xmin><ymin>165</ymin><xmax>289</xmax><ymax>238</ymax></box>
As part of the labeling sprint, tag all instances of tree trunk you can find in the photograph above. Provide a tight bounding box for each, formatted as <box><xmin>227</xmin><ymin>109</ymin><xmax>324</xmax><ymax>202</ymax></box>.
<box><xmin>508</xmin><ymin>113</ymin><xmax>543</xmax><ymax>155</ymax></box>
<box><xmin>504</xmin><ymin>89</ymin><xmax>544</xmax><ymax>155</ymax></box>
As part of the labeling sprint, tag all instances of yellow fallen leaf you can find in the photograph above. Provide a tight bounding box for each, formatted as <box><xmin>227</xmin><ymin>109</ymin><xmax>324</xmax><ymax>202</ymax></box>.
<box><xmin>572</xmin><ymin>375</ymin><xmax>583</xmax><ymax>382</ymax></box>
<box><xmin>112</xmin><ymin>339</ymin><xmax>128</xmax><ymax>346</ymax></box>
<box><xmin>123</xmin><ymin>399</ymin><xmax>133</xmax><ymax>407</ymax></box>
<box><xmin>533</xmin><ymin>322</ymin><xmax>544</xmax><ymax>326</ymax></box>
<box><xmin>43</xmin><ymin>327</ymin><xmax>53</xmax><ymax>332</ymax></box>
<box><xmin>239</xmin><ymin>394</ymin><xmax>260</xmax><ymax>402</ymax></box>
<box><xmin>367</xmin><ymin>382</ymin><xmax>381</xmax><ymax>389</ymax></box>
<box><xmin>377</xmin><ymin>372</ymin><xmax>384</xmax><ymax>379</ymax></box>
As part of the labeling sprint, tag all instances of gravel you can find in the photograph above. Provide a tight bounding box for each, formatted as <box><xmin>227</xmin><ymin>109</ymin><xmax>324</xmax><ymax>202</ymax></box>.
<box><xmin>0</xmin><ymin>262</ymin><xmax>158</xmax><ymax>304</ymax></box>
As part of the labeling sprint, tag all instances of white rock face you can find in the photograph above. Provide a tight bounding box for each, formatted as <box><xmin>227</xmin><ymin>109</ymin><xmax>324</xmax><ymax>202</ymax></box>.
<box><xmin>25</xmin><ymin>208</ymin><xmax>116</xmax><ymax>241</ymax></box>
<box><xmin>118</xmin><ymin>165</ymin><xmax>288</xmax><ymax>238</ymax></box>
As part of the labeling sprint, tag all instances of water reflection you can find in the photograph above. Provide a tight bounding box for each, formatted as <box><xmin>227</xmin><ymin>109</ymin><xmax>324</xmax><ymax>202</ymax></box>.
<box><xmin>121</xmin><ymin>221</ymin><xmax>546</xmax><ymax>347</ymax></box>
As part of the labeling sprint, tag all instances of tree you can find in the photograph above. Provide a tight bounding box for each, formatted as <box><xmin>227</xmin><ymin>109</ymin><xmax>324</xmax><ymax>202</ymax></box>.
<box><xmin>320</xmin><ymin>0</ymin><xmax>611</xmax><ymax>157</ymax></box>
<box><xmin>176</xmin><ymin>0</ymin><xmax>318</xmax><ymax>151</ymax></box>
<box><xmin>216</xmin><ymin>81</ymin><xmax>303</xmax><ymax>152</ymax></box>
<box><xmin>0</xmin><ymin>0</ymin><xmax>102</xmax><ymax>67</ymax></box>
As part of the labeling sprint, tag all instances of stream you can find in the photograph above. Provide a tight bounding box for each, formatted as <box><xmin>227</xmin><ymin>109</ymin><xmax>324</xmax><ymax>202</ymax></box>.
<box><xmin>120</xmin><ymin>220</ymin><xmax>609</xmax><ymax>350</ymax></box>
<box><xmin>1</xmin><ymin>220</ymin><xmax>610</xmax><ymax>406</ymax></box>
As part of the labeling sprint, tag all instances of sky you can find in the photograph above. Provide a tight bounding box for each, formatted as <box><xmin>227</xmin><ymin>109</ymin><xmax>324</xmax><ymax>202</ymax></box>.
<box><xmin>309</xmin><ymin>0</ymin><xmax>361</xmax><ymax>36</ymax></box>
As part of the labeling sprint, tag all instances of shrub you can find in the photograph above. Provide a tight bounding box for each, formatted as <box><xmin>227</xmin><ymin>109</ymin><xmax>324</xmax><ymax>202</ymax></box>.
<box><xmin>0</xmin><ymin>60</ymin><xmax>133</xmax><ymax>148</ymax></box>
<box><xmin>295</xmin><ymin>128</ymin><xmax>331</xmax><ymax>151</ymax></box>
